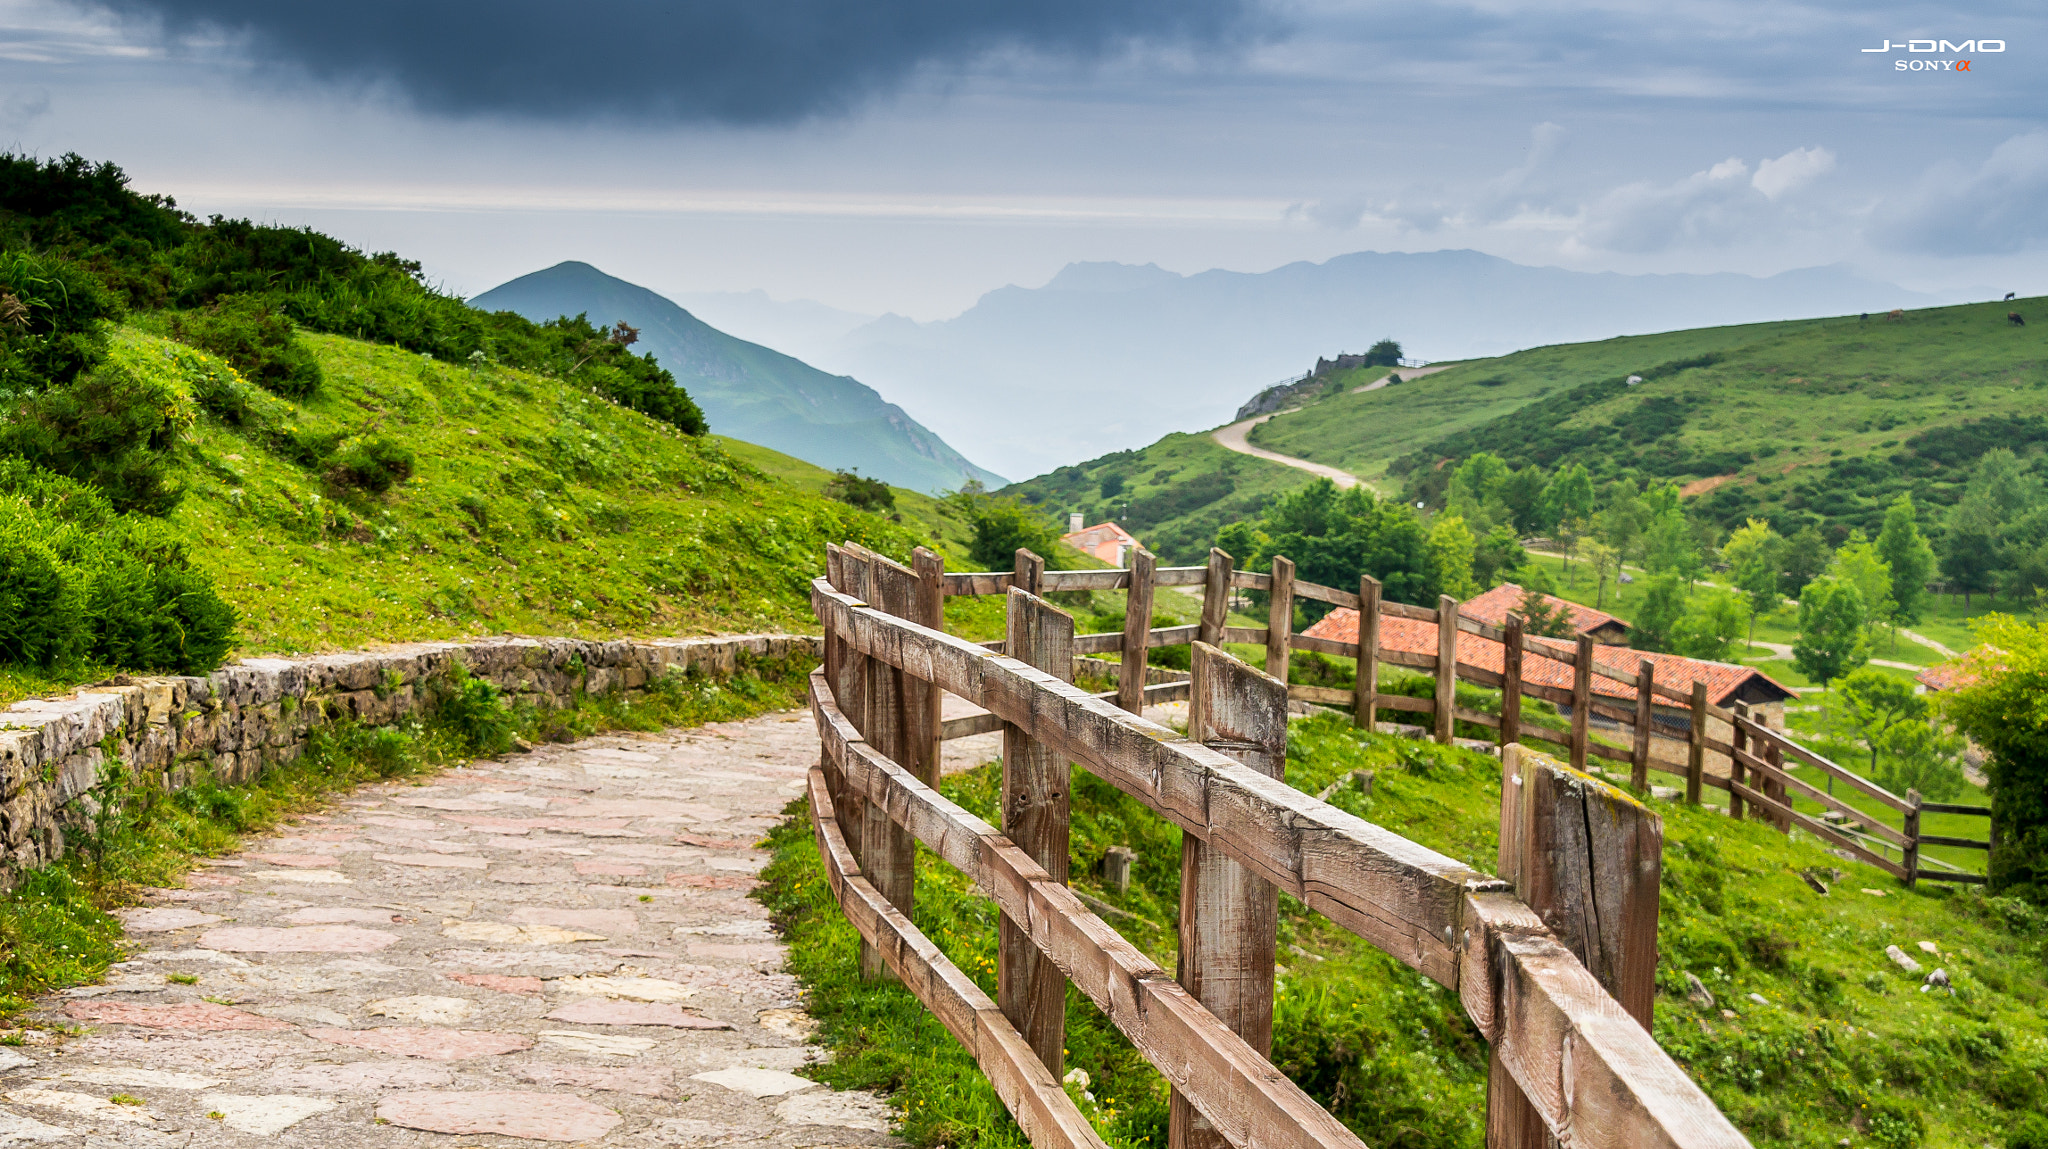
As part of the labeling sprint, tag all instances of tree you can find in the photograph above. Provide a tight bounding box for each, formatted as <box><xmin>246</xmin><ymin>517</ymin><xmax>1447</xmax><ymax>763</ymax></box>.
<box><xmin>824</xmin><ymin>469</ymin><xmax>895</xmax><ymax>515</ymax></box>
<box><xmin>967</xmin><ymin>498</ymin><xmax>1060</xmax><ymax>571</ymax></box>
<box><xmin>1791</xmin><ymin>577</ymin><xmax>1869</xmax><ymax>690</ymax></box>
<box><xmin>1362</xmin><ymin>338</ymin><xmax>1402</xmax><ymax>367</ymax></box>
<box><xmin>1830</xmin><ymin>531</ymin><xmax>1894</xmax><ymax>647</ymax></box>
<box><xmin>1722</xmin><ymin>518</ymin><xmax>1784</xmax><ymax>648</ymax></box>
<box><xmin>1584</xmin><ymin>540</ymin><xmax>1620</xmax><ymax>609</ymax></box>
<box><xmin>1830</xmin><ymin>668</ymin><xmax>1927</xmax><ymax>777</ymax></box>
<box><xmin>1632</xmin><ymin>573</ymin><xmax>1687</xmax><ymax>652</ymax></box>
<box><xmin>1540</xmin><ymin>463</ymin><xmax>1595</xmax><ymax>581</ymax></box>
<box><xmin>1944</xmin><ymin>614</ymin><xmax>2048</xmax><ymax>898</ymax></box>
<box><xmin>1874</xmin><ymin>494</ymin><xmax>1936</xmax><ymax>623</ymax></box>
<box><xmin>1517</xmin><ymin>587</ymin><xmax>1576</xmax><ymax>638</ymax></box>
<box><xmin>1942</xmin><ymin>494</ymin><xmax>2001</xmax><ymax>607</ymax></box>
<box><xmin>1673</xmin><ymin>589</ymin><xmax>1746</xmax><ymax>662</ymax></box>
<box><xmin>1501</xmin><ymin>465</ymin><xmax>1549</xmax><ymax>534</ymax></box>
<box><xmin>1778</xmin><ymin>525</ymin><xmax>1831</xmax><ymax>599</ymax></box>
<box><xmin>1223</xmin><ymin>478</ymin><xmax>1434</xmax><ymax>606</ymax></box>
<box><xmin>1827</xmin><ymin>669</ymin><xmax>1968</xmax><ymax>800</ymax></box>
<box><xmin>1472</xmin><ymin>524</ymin><xmax>1526</xmax><ymax>589</ymax></box>
<box><xmin>1425</xmin><ymin>514</ymin><xmax>1478</xmax><ymax>599</ymax></box>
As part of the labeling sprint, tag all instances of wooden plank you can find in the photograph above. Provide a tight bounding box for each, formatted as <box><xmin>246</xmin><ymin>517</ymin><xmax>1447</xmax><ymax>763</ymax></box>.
<box><xmin>1586</xmin><ymin>740</ymin><xmax>1633</xmax><ymax>765</ymax></box>
<box><xmin>941</xmin><ymin>711</ymin><xmax>1006</xmax><ymax>740</ymax></box>
<box><xmin>1287</xmin><ymin>684</ymin><xmax>1354</xmax><ymax>706</ymax></box>
<box><xmin>1919</xmin><ymin>871</ymin><xmax>1989</xmax><ymax>884</ymax></box>
<box><xmin>805</xmin><ymin>768</ymin><xmax>1114</xmax><ymax>1149</ymax></box>
<box><xmin>1726</xmin><ymin>778</ymin><xmax>1907</xmax><ymax>879</ymax></box>
<box><xmin>1381</xmin><ymin>599</ymin><xmax>1438</xmax><ymax>622</ymax></box>
<box><xmin>1001</xmin><ymin>587</ymin><xmax>1075</xmax><ymax>1074</ymax></box>
<box><xmin>1570</xmin><ymin>635</ymin><xmax>1593</xmax><ymax>771</ymax></box>
<box><xmin>1521</xmin><ymin>633</ymin><xmax>1578</xmax><ymax>668</ymax></box>
<box><xmin>1455</xmin><ymin>706</ymin><xmax>1501</xmax><ymax>729</ymax></box>
<box><xmin>1686</xmin><ymin>682</ymin><xmax>1707</xmax><ymax>806</ymax></box>
<box><xmin>1457</xmin><ymin>661</ymin><xmax>1504</xmax><ymax>690</ymax></box>
<box><xmin>1173</xmin><ymin>644</ymin><xmax>1287</xmax><ymax>1149</ymax></box>
<box><xmin>1119</xmin><ymin>548</ymin><xmax>1157</xmax><ymax>715</ymax></box>
<box><xmin>1499</xmin><ymin>613</ymin><xmax>1524</xmax><ymax>751</ymax></box>
<box><xmin>1232</xmin><ymin>570</ymin><xmax>1274</xmax><ymax>592</ymax></box>
<box><xmin>1731</xmin><ymin>746</ymin><xmax>1909</xmax><ymax>847</ymax></box>
<box><xmin>1042</xmin><ymin>569</ymin><xmax>1135</xmax><ymax>592</ymax></box>
<box><xmin>1917</xmin><ymin>834</ymin><xmax>1990</xmax><ymax>850</ymax></box>
<box><xmin>1632</xmin><ymin>659</ymin><xmax>1655</xmax><ymax>792</ymax></box>
<box><xmin>1291</xmin><ymin>632</ymin><xmax>1357</xmax><ymax>658</ymax></box>
<box><xmin>1489</xmin><ymin>744</ymin><xmax>1664</xmax><ymax>1149</ymax></box>
<box><xmin>1736</xmin><ymin>716</ymin><xmax>1911</xmax><ymax>814</ymax></box>
<box><xmin>1454</xmin><ymin>614</ymin><xmax>1506</xmax><ymax>643</ymax></box>
<box><xmin>1374</xmin><ymin>693</ymin><xmax>1435</xmax><ymax>715</ymax></box>
<box><xmin>1265</xmin><ymin>556</ymin><xmax>1295</xmax><ymax>683</ymax></box>
<box><xmin>1920</xmin><ymin>802</ymin><xmax>1993</xmax><ymax>816</ymax></box>
<box><xmin>1728</xmin><ymin>702</ymin><xmax>1749</xmax><ymax>822</ymax></box>
<box><xmin>1014</xmin><ymin>549</ymin><xmax>1046</xmax><ymax>598</ymax></box>
<box><xmin>1222</xmin><ymin>626</ymin><xmax>1271</xmax><ymax>645</ymax></box>
<box><xmin>1200</xmin><ymin>548</ymin><xmax>1233</xmax><ymax>646</ymax></box>
<box><xmin>1434</xmin><ymin>596</ymin><xmax>1458</xmax><ymax>745</ymax></box>
<box><xmin>1381</xmin><ymin>647</ymin><xmax>1437</xmax><ymax>671</ymax></box>
<box><xmin>1155</xmin><ymin>565</ymin><xmax>1210</xmax><ymax>587</ymax></box>
<box><xmin>1355</xmin><ymin>575</ymin><xmax>1380</xmax><ymax>731</ymax></box>
<box><xmin>1074</xmin><ymin>632</ymin><xmax>1125</xmax><ymax>655</ymax></box>
<box><xmin>1151</xmin><ymin>624</ymin><xmax>1202</xmax><ymax>648</ymax></box>
<box><xmin>1294</xmin><ymin>580</ymin><xmax>1361</xmax><ymax>610</ymax></box>
<box><xmin>944</xmin><ymin>572</ymin><xmax>1013</xmax><ymax>596</ymax></box>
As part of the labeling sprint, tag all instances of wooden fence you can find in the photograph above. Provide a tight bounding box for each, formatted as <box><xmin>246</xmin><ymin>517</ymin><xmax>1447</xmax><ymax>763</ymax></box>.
<box><xmin>931</xmin><ymin>544</ymin><xmax>1991</xmax><ymax>889</ymax></box>
<box><xmin>812</xmin><ymin>541</ymin><xmax>1753</xmax><ymax>1149</ymax></box>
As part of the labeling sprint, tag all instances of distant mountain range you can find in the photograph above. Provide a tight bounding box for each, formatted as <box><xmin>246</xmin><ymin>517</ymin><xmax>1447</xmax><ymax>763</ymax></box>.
<box><xmin>470</xmin><ymin>262</ymin><xmax>1005</xmax><ymax>493</ymax></box>
<box><xmin>792</xmin><ymin>251</ymin><xmax>1965</xmax><ymax>480</ymax></box>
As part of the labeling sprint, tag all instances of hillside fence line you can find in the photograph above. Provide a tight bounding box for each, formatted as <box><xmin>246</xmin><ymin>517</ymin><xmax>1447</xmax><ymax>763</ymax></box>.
<box><xmin>807</xmin><ymin>540</ymin><xmax>1995</xmax><ymax>1149</ymax></box>
<box><xmin>0</xmin><ymin>633</ymin><xmax>819</xmax><ymax>891</ymax></box>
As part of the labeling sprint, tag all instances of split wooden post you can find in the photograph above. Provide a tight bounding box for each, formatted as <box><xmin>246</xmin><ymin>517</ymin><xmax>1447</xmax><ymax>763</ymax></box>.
<box><xmin>1198</xmin><ymin>547</ymin><xmax>1233</xmax><ymax>647</ymax></box>
<box><xmin>1354</xmin><ymin>575</ymin><xmax>1381</xmax><ymax>731</ymax></box>
<box><xmin>825</xmin><ymin>545</ymin><xmax>871</xmax><ymax>851</ymax></box>
<box><xmin>1102</xmin><ymin>846</ymin><xmax>1136</xmax><ymax>894</ymax></box>
<box><xmin>1173</xmin><ymin>642</ymin><xmax>1287</xmax><ymax>1149</ymax></box>
<box><xmin>1903</xmin><ymin>790</ymin><xmax>1923</xmax><ymax>889</ymax></box>
<box><xmin>1265</xmin><ymin>556</ymin><xmax>1296</xmax><ymax>683</ymax></box>
<box><xmin>1686</xmin><ymin>681</ymin><xmax>1708</xmax><ymax>806</ymax></box>
<box><xmin>1728</xmin><ymin>702</ymin><xmax>1748</xmax><ymax>822</ymax></box>
<box><xmin>1498</xmin><ymin>613</ymin><xmax>1524</xmax><ymax>751</ymax></box>
<box><xmin>1764</xmin><ymin>741</ymin><xmax>1789</xmax><ymax>831</ymax></box>
<box><xmin>1014</xmin><ymin>548</ymin><xmax>1046</xmax><ymax>598</ymax></box>
<box><xmin>1117</xmin><ymin>548</ymin><xmax>1157</xmax><ymax>715</ymax></box>
<box><xmin>1434</xmin><ymin>595</ymin><xmax>1459</xmax><ymax>744</ymax></box>
<box><xmin>858</xmin><ymin>552</ymin><xmax>923</xmax><ymax>982</ymax></box>
<box><xmin>1569</xmin><ymin>634</ymin><xmax>1593</xmax><ymax>771</ymax></box>
<box><xmin>1631</xmin><ymin>658</ymin><xmax>1655</xmax><ymax>792</ymax></box>
<box><xmin>1487</xmin><ymin>743</ymin><xmax>1664</xmax><ymax>1149</ymax></box>
<box><xmin>1000</xmin><ymin>587</ymin><xmax>1076</xmax><ymax>1075</ymax></box>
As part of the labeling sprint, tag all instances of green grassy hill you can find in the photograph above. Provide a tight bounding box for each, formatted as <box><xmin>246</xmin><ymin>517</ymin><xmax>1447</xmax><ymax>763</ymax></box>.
<box><xmin>1011</xmin><ymin>297</ymin><xmax>2047</xmax><ymax>560</ymax></box>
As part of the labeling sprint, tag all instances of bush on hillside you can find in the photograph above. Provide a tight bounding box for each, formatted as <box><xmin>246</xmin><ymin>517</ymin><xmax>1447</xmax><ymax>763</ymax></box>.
<box><xmin>167</xmin><ymin>294</ymin><xmax>322</xmax><ymax>398</ymax></box>
<box><xmin>0</xmin><ymin>250</ymin><xmax>121</xmax><ymax>397</ymax></box>
<box><xmin>964</xmin><ymin>496</ymin><xmax>1061</xmax><ymax>571</ymax></box>
<box><xmin>824</xmin><ymin>469</ymin><xmax>894</xmax><ymax>515</ymax></box>
<box><xmin>0</xmin><ymin>361</ymin><xmax>188</xmax><ymax>514</ymax></box>
<box><xmin>326</xmin><ymin>435</ymin><xmax>416</xmax><ymax>493</ymax></box>
<box><xmin>1944</xmin><ymin>615</ymin><xmax>2048</xmax><ymax>903</ymax></box>
<box><xmin>0</xmin><ymin>515</ymin><xmax>86</xmax><ymax>665</ymax></box>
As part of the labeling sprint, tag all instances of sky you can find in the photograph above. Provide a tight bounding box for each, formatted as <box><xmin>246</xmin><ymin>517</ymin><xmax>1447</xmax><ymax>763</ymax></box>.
<box><xmin>2</xmin><ymin>0</ymin><xmax>2044</xmax><ymax>323</ymax></box>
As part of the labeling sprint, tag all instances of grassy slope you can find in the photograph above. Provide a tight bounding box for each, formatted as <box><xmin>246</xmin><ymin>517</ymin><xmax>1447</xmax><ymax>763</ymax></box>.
<box><xmin>63</xmin><ymin>329</ymin><xmax>916</xmax><ymax>671</ymax></box>
<box><xmin>764</xmin><ymin>713</ymin><xmax>2048</xmax><ymax>1149</ymax></box>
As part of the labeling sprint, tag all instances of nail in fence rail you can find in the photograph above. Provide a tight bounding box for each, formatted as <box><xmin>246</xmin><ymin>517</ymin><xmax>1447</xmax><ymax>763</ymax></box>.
<box><xmin>1173</xmin><ymin>643</ymin><xmax>1287</xmax><ymax>1149</ymax></box>
<box><xmin>926</xmin><ymin>548</ymin><xmax>1981</xmax><ymax>889</ymax></box>
<box><xmin>809</xmin><ymin>567</ymin><xmax>1753</xmax><ymax>1149</ymax></box>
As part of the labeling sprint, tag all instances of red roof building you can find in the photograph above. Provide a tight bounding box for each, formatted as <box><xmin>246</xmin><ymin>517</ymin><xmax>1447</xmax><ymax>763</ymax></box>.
<box><xmin>1062</xmin><ymin>518</ymin><xmax>1142</xmax><ymax>566</ymax></box>
<box><xmin>1460</xmin><ymin>582</ymin><xmax>1632</xmax><ymax>645</ymax></box>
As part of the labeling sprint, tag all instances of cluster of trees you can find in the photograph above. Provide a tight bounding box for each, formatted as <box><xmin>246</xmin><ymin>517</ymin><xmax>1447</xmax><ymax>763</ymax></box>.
<box><xmin>1944</xmin><ymin>614</ymin><xmax>2048</xmax><ymax>901</ymax></box>
<box><xmin>1214</xmin><ymin>479</ymin><xmax>1482</xmax><ymax>610</ymax></box>
<box><xmin>1937</xmin><ymin>448</ymin><xmax>2048</xmax><ymax>606</ymax></box>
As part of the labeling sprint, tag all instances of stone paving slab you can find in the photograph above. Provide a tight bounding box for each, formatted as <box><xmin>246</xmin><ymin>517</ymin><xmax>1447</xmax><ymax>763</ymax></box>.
<box><xmin>1</xmin><ymin>712</ymin><xmax>902</xmax><ymax>1147</ymax></box>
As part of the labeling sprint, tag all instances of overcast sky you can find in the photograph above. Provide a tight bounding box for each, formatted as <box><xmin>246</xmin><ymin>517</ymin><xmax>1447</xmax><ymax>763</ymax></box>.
<box><xmin>3</xmin><ymin>0</ymin><xmax>2044</xmax><ymax>319</ymax></box>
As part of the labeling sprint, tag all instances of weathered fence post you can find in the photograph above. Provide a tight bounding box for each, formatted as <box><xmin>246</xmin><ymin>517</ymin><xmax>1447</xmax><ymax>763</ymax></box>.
<box><xmin>1355</xmin><ymin>575</ymin><xmax>1381</xmax><ymax>732</ymax></box>
<box><xmin>1173</xmin><ymin>642</ymin><xmax>1287</xmax><ymax>1149</ymax></box>
<box><xmin>912</xmin><ymin>547</ymin><xmax>946</xmax><ymax>785</ymax></box>
<box><xmin>1014</xmin><ymin>548</ymin><xmax>1046</xmax><ymax>598</ymax></box>
<box><xmin>1001</xmin><ymin>588</ymin><xmax>1076</xmax><ymax>1075</ymax></box>
<box><xmin>1687</xmin><ymin>681</ymin><xmax>1707</xmax><ymax>806</ymax></box>
<box><xmin>1570</xmin><ymin>635</ymin><xmax>1593</xmax><ymax>771</ymax></box>
<box><xmin>1199</xmin><ymin>548</ymin><xmax>1233</xmax><ymax>646</ymax></box>
<box><xmin>1903</xmin><ymin>789</ymin><xmax>1922</xmax><ymax>889</ymax></box>
<box><xmin>1499</xmin><ymin>613</ymin><xmax>1524</xmax><ymax>751</ymax></box>
<box><xmin>1435</xmin><ymin>596</ymin><xmax>1459</xmax><ymax>744</ymax></box>
<box><xmin>858</xmin><ymin>551</ymin><xmax>923</xmax><ymax>982</ymax></box>
<box><xmin>1487</xmin><ymin>743</ymin><xmax>1664</xmax><ymax>1149</ymax></box>
<box><xmin>1764</xmin><ymin>740</ymin><xmax>1788</xmax><ymax>831</ymax></box>
<box><xmin>1631</xmin><ymin>659</ymin><xmax>1654</xmax><ymax>793</ymax></box>
<box><xmin>1118</xmin><ymin>548</ymin><xmax>1157</xmax><ymax>715</ymax></box>
<box><xmin>1266</xmin><ymin>556</ymin><xmax>1295</xmax><ymax>683</ymax></box>
<box><xmin>1728</xmin><ymin>702</ymin><xmax>1748</xmax><ymax>822</ymax></box>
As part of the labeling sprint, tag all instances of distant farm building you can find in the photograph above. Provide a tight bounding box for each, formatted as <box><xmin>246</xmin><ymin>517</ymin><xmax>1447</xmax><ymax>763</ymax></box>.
<box><xmin>1064</xmin><ymin>516</ymin><xmax>1142</xmax><ymax>566</ymax></box>
<box><xmin>1459</xmin><ymin>582</ymin><xmax>1632</xmax><ymax>645</ymax></box>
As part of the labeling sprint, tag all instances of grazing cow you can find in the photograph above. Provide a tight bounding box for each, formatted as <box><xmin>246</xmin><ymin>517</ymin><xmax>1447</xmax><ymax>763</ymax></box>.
<box><xmin>2011</xmin><ymin>312</ymin><xmax>2027</xmax><ymax>327</ymax></box>
<box><xmin>1886</xmin><ymin>308</ymin><xmax>1905</xmax><ymax>321</ymax></box>
<box><xmin>2006</xmin><ymin>292</ymin><xmax>2017</xmax><ymax>301</ymax></box>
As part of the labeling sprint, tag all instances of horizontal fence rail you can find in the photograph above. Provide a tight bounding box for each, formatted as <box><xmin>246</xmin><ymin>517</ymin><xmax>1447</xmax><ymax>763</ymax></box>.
<box><xmin>812</xmin><ymin>541</ymin><xmax>1752</xmax><ymax>1149</ymax></box>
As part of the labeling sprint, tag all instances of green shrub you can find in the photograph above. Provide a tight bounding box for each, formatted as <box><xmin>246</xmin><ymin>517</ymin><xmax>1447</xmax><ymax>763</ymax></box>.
<box><xmin>0</xmin><ymin>250</ymin><xmax>120</xmax><ymax>397</ymax></box>
<box><xmin>2010</xmin><ymin>1113</ymin><xmax>2048</xmax><ymax>1149</ymax></box>
<box><xmin>435</xmin><ymin>663</ymin><xmax>516</xmax><ymax>757</ymax></box>
<box><xmin>825</xmin><ymin>469</ymin><xmax>895</xmax><ymax>515</ymax></box>
<box><xmin>167</xmin><ymin>294</ymin><xmax>321</xmax><ymax>398</ymax></box>
<box><xmin>326</xmin><ymin>435</ymin><xmax>415</xmax><ymax>492</ymax></box>
<box><xmin>0</xmin><ymin>515</ymin><xmax>84</xmax><ymax>665</ymax></box>
<box><xmin>0</xmin><ymin>361</ymin><xmax>188</xmax><ymax>514</ymax></box>
<box><xmin>966</xmin><ymin>497</ymin><xmax>1061</xmax><ymax>571</ymax></box>
<box><xmin>77</xmin><ymin>540</ymin><xmax>237</xmax><ymax>675</ymax></box>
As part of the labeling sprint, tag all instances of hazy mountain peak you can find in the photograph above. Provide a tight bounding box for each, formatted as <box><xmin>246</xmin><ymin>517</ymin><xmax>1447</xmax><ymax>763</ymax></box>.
<box><xmin>1041</xmin><ymin>261</ymin><xmax>1184</xmax><ymax>293</ymax></box>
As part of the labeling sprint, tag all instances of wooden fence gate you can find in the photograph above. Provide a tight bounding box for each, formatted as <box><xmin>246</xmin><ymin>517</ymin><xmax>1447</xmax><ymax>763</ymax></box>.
<box><xmin>810</xmin><ymin>542</ymin><xmax>1756</xmax><ymax>1149</ymax></box>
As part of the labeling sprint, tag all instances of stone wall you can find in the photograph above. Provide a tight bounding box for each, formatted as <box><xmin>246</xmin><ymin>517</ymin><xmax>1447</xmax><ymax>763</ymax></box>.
<box><xmin>0</xmin><ymin>633</ymin><xmax>820</xmax><ymax>890</ymax></box>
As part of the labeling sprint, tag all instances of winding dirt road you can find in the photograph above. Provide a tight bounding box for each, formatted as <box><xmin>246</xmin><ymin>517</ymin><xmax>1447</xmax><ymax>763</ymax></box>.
<box><xmin>1210</xmin><ymin>364</ymin><xmax>1452</xmax><ymax>491</ymax></box>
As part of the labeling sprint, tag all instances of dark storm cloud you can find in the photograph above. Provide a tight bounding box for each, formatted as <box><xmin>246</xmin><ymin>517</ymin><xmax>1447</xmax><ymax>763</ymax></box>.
<box><xmin>101</xmin><ymin>0</ymin><xmax>1261</xmax><ymax>123</ymax></box>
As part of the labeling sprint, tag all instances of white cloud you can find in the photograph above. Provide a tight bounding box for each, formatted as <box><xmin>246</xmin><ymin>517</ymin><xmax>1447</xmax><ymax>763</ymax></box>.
<box><xmin>1752</xmin><ymin>146</ymin><xmax>1834</xmax><ymax>200</ymax></box>
<box><xmin>1875</xmin><ymin>133</ymin><xmax>2048</xmax><ymax>255</ymax></box>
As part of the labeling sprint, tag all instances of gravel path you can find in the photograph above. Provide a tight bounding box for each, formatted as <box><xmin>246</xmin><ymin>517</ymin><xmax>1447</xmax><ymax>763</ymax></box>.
<box><xmin>1209</xmin><ymin>364</ymin><xmax>1451</xmax><ymax>491</ymax></box>
<box><xmin>0</xmin><ymin>712</ymin><xmax>900</xmax><ymax>1148</ymax></box>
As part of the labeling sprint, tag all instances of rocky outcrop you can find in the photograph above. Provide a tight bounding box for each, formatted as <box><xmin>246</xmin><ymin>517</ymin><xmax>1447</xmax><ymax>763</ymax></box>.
<box><xmin>0</xmin><ymin>633</ymin><xmax>819</xmax><ymax>889</ymax></box>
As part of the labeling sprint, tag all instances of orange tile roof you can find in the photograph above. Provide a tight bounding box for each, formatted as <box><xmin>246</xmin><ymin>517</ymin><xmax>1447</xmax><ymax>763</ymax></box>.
<box><xmin>1301</xmin><ymin>606</ymin><xmax>1794</xmax><ymax>707</ymax></box>
<box><xmin>1461</xmin><ymin>582</ymin><xmax>1630</xmax><ymax>638</ymax></box>
<box><xmin>1916</xmin><ymin>655</ymin><xmax>1980</xmax><ymax>693</ymax></box>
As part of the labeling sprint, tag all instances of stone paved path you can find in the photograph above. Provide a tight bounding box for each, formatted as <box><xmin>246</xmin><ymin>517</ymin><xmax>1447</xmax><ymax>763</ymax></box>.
<box><xmin>0</xmin><ymin>712</ymin><xmax>901</xmax><ymax>1148</ymax></box>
